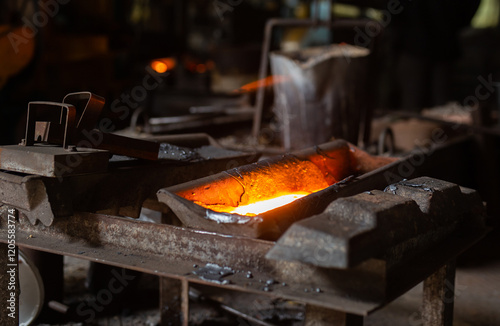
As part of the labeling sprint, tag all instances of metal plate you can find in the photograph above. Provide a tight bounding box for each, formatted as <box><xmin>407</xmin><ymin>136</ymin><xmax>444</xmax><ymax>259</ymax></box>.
<box><xmin>0</xmin><ymin>144</ymin><xmax>109</xmax><ymax>178</ymax></box>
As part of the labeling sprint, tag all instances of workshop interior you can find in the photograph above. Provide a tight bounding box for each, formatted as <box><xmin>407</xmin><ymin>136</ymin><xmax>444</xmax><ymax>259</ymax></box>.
<box><xmin>1</xmin><ymin>0</ymin><xmax>500</xmax><ymax>325</ymax></box>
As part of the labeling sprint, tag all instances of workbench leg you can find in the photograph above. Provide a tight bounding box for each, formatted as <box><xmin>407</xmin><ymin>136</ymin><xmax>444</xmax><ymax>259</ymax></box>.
<box><xmin>160</xmin><ymin>277</ymin><xmax>189</xmax><ymax>326</ymax></box>
<box><xmin>422</xmin><ymin>260</ymin><xmax>456</xmax><ymax>326</ymax></box>
<box><xmin>305</xmin><ymin>305</ymin><xmax>363</xmax><ymax>326</ymax></box>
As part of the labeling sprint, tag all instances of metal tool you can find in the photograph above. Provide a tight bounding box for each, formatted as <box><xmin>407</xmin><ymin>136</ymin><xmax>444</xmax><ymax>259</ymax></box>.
<box><xmin>28</xmin><ymin>91</ymin><xmax>160</xmax><ymax>160</ymax></box>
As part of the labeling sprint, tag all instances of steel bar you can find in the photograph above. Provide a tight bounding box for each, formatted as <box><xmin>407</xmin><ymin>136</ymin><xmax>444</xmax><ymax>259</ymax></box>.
<box><xmin>422</xmin><ymin>261</ymin><xmax>456</xmax><ymax>326</ymax></box>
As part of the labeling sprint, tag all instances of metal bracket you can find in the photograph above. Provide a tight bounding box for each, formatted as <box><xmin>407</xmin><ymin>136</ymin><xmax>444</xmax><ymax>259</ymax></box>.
<box><xmin>63</xmin><ymin>91</ymin><xmax>105</xmax><ymax>132</ymax></box>
<box><xmin>24</xmin><ymin>102</ymin><xmax>76</xmax><ymax>149</ymax></box>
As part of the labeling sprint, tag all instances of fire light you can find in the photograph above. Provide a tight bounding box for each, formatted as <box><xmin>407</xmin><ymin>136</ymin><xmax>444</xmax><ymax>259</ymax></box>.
<box><xmin>150</xmin><ymin>57</ymin><xmax>176</xmax><ymax>74</ymax></box>
<box><xmin>230</xmin><ymin>193</ymin><xmax>308</xmax><ymax>216</ymax></box>
<box><xmin>233</xmin><ymin>75</ymin><xmax>290</xmax><ymax>93</ymax></box>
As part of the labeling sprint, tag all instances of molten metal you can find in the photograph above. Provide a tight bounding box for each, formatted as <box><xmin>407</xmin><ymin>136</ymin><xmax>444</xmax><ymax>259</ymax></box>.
<box><xmin>229</xmin><ymin>193</ymin><xmax>308</xmax><ymax>216</ymax></box>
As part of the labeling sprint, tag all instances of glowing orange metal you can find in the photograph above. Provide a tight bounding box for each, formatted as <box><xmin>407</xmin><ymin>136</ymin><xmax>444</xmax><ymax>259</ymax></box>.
<box><xmin>230</xmin><ymin>193</ymin><xmax>309</xmax><ymax>216</ymax></box>
<box><xmin>150</xmin><ymin>57</ymin><xmax>176</xmax><ymax>73</ymax></box>
<box><xmin>233</xmin><ymin>75</ymin><xmax>290</xmax><ymax>93</ymax></box>
<box><xmin>192</xmin><ymin>159</ymin><xmax>330</xmax><ymax>216</ymax></box>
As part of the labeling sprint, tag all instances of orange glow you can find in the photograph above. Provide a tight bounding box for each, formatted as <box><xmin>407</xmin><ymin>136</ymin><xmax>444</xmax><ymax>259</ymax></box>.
<box><xmin>151</xmin><ymin>61</ymin><xmax>168</xmax><ymax>73</ymax></box>
<box><xmin>206</xmin><ymin>60</ymin><xmax>215</xmax><ymax>70</ymax></box>
<box><xmin>233</xmin><ymin>75</ymin><xmax>290</xmax><ymax>93</ymax></box>
<box><xmin>189</xmin><ymin>158</ymin><xmax>332</xmax><ymax>216</ymax></box>
<box><xmin>230</xmin><ymin>193</ymin><xmax>308</xmax><ymax>216</ymax></box>
<box><xmin>150</xmin><ymin>57</ymin><xmax>176</xmax><ymax>73</ymax></box>
<box><xmin>196</xmin><ymin>64</ymin><xmax>206</xmax><ymax>73</ymax></box>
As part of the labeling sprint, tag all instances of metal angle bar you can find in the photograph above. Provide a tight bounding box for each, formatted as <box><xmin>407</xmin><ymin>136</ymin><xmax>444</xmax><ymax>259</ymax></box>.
<box><xmin>0</xmin><ymin>210</ymin><xmax>487</xmax><ymax>316</ymax></box>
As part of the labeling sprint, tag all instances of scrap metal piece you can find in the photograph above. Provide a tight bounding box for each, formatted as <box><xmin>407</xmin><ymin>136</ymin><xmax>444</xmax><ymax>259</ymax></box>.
<box><xmin>266</xmin><ymin>177</ymin><xmax>486</xmax><ymax>269</ymax></box>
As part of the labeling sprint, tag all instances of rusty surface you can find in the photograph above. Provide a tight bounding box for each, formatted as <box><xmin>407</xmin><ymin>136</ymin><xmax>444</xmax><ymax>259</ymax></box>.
<box><xmin>0</xmin><ymin>172</ymin><xmax>65</xmax><ymax>226</ymax></box>
<box><xmin>20</xmin><ymin>92</ymin><xmax>158</xmax><ymax>160</ymax></box>
<box><xmin>0</xmin><ymin>193</ymin><xmax>487</xmax><ymax>317</ymax></box>
<box><xmin>160</xmin><ymin>277</ymin><xmax>189</xmax><ymax>326</ymax></box>
<box><xmin>0</xmin><ymin>144</ymin><xmax>110</xmax><ymax>178</ymax></box>
<box><xmin>0</xmin><ymin>134</ymin><xmax>259</xmax><ymax>224</ymax></box>
<box><xmin>252</xmin><ymin>18</ymin><xmax>375</xmax><ymax>142</ymax></box>
<box><xmin>158</xmin><ymin>140</ymin><xmax>387</xmax><ymax>240</ymax></box>
<box><xmin>422</xmin><ymin>261</ymin><xmax>456</xmax><ymax>326</ymax></box>
<box><xmin>270</xmin><ymin>44</ymin><xmax>370</xmax><ymax>149</ymax></box>
<box><xmin>267</xmin><ymin>177</ymin><xmax>486</xmax><ymax>269</ymax></box>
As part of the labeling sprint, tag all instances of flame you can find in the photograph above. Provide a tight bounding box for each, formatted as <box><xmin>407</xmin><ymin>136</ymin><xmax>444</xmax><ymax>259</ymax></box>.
<box><xmin>230</xmin><ymin>193</ymin><xmax>308</xmax><ymax>216</ymax></box>
<box><xmin>233</xmin><ymin>75</ymin><xmax>290</xmax><ymax>93</ymax></box>
<box><xmin>150</xmin><ymin>57</ymin><xmax>176</xmax><ymax>73</ymax></box>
